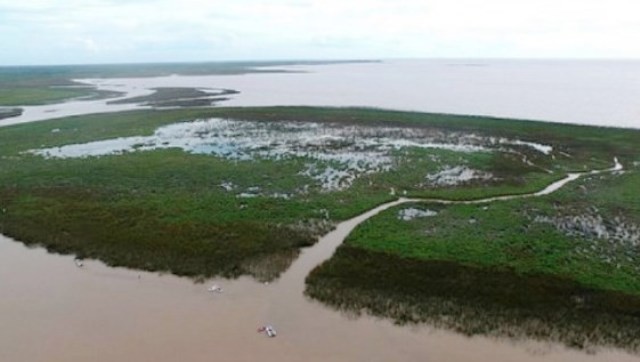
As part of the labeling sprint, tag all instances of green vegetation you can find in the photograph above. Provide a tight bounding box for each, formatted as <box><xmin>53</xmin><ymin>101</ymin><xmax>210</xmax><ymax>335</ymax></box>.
<box><xmin>0</xmin><ymin>108</ymin><xmax>22</xmax><ymax>120</ymax></box>
<box><xmin>0</xmin><ymin>87</ymin><xmax>124</xmax><ymax>106</ymax></box>
<box><xmin>341</xmin><ymin>176</ymin><xmax>640</xmax><ymax>294</ymax></box>
<box><xmin>1</xmin><ymin>107</ymin><xmax>638</xmax><ymax>277</ymax></box>
<box><xmin>0</xmin><ymin>60</ymin><xmax>367</xmax><ymax>106</ymax></box>
<box><xmin>306</xmin><ymin>247</ymin><xmax>640</xmax><ymax>350</ymax></box>
<box><xmin>306</xmin><ymin>158</ymin><xmax>640</xmax><ymax>350</ymax></box>
<box><xmin>0</xmin><ymin>103</ymin><xmax>639</xmax><ymax>345</ymax></box>
<box><xmin>0</xmin><ymin>108</ymin><xmax>410</xmax><ymax>280</ymax></box>
<box><xmin>108</xmin><ymin>87</ymin><xmax>239</xmax><ymax>108</ymax></box>
<box><xmin>0</xmin><ymin>60</ymin><xmax>365</xmax><ymax>87</ymax></box>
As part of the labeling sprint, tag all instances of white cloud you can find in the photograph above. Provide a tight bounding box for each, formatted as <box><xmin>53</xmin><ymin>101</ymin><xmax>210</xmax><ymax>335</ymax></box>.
<box><xmin>1</xmin><ymin>0</ymin><xmax>639</xmax><ymax>65</ymax></box>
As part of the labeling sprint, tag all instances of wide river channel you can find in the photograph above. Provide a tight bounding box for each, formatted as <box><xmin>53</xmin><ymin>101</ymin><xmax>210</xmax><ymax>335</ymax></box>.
<box><xmin>1</xmin><ymin>60</ymin><xmax>639</xmax><ymax>361</ymax></box>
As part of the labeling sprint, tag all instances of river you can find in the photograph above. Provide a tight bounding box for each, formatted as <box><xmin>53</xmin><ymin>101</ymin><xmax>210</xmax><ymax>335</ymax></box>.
<box><xmin>2</xmin><ymin>59</ymin><xmax>640</xmax><ymax>128</ymax></box>
<box><xmin>1</xmin><ymin>158</ymin><xmax>637</xmax><ymax>362</ymax></box>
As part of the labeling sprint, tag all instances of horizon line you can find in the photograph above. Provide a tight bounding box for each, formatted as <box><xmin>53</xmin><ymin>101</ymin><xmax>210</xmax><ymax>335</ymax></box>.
<box><xmin>2</xmin><ymin>56</ymin><xmax>640</xmax><ymax>68</ymax></box>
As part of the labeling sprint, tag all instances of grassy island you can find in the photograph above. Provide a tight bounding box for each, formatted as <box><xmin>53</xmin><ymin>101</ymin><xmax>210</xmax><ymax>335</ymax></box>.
<box><xmin>0</xmin><ymin>106</ymin><xmax>638</xmax><ymax>349</ymax></box>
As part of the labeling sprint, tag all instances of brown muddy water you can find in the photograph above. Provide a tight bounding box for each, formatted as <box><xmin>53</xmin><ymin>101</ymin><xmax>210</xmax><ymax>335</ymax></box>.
<box><xmin>1</xmin><ymin>58</ymin><xmax>638</xmax><ymax>361</ymax></box>
<box><xmin>3</xmin><ymin>59</ymin><xmax>640</xmax><ymax>128</ymax></box>
<box><xmin>1</xmin><ymin>164</ymin><xmax>639</xmax><ymax>362</ymax></box>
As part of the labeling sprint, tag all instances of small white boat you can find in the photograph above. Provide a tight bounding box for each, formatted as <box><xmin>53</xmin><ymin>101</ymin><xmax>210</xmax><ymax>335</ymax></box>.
<box><xmin>265</xmin><ymin>325</ymin><xmax>277</xmax><ymax>338</ymax></box>
<box><xmin>74</xmin><ymin>258</ymin><xmax>84</xmax><ymax>268</ymax></box>
<box><xmin>258</xmin><ymin>325</ymin><xmax>277</xmax><ymax>338</ymax></box>
<box><xmin>207</xmin><ymin>284</ymin><xmax>223</xmax><ymax>293</ymax></box>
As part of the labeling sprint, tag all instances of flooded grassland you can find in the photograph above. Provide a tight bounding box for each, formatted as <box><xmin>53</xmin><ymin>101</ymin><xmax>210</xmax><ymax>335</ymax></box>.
<box><xmin>1</xmin><ymin>106</ymin><xmax>640</xmax><ymax>361</ymax></box>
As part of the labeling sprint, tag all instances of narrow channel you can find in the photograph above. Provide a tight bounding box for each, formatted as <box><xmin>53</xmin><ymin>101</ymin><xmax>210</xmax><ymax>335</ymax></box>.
<box><xmin>274</xmin><ymin>158</ymin><xmax>623</xmax><ymax>296</ymax></box>
<box><xmin>1</xmin><ymin>158</ymin><xmax>634</xmax><ymax>362</ymax></box>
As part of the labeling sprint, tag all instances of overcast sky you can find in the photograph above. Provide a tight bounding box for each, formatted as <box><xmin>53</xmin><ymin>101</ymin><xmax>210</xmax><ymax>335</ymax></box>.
<box><xmin>1</xmin><ymin>0</ymin><xmax>639</xmax><ymax>66</ymax></box>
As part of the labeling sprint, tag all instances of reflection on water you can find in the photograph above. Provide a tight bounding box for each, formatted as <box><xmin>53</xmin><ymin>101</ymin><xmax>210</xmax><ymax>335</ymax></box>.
<box><xmin>239</xmin><ymin>249</ymin><xmax>300</xmax><ymax>283</ymax></box>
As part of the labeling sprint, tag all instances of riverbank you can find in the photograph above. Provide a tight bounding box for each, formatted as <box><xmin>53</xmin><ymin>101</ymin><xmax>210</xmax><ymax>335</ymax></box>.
<box><xmin>4</xmin><ymin>60</ymin><xmax>640</xmax><ymax>129</ymax></box>
<box><xmin>0</xmin><ymin>107</ymin><xmax>638</xmax><ymax>281</ymax></box>
<box><xmin>0</xmin><ymin>106</ymin><xmax>638</xmax><ymax>352</ymax></box>
<box><xmin>4</xmin><ymin>233</ymin><xmax>639</xmax><ymax>362</ymax></box>
<box><xmin>306</xmin><ymin>159</ymin><xmax>640</xmax><ymax>351</ymax></box>
<box><xmin>0</xmin><ymin>60</ymin><xmax>366</xmax><ymax>126</ymax></box>
<box><xmin>1</xmin><ymin>159</ymin><xmax>638</xmax><ymax>359</ymax></box>
<box><xmin>0</xmin><ymin>107</ymin><xmax>22</xmax><ymax>120</ymax></box>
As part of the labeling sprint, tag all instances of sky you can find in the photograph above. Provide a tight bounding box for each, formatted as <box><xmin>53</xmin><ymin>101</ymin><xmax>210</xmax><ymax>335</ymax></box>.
<box><xmin>1</xmin><ymin>0</ymin><xmax>639</xmax><ymax>66</ymax></box>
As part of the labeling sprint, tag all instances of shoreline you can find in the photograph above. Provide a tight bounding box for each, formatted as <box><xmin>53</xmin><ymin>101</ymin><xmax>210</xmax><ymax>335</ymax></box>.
<box><xmin>2</xmin><ymin>60</ymin><xmax>640</xmax><ymax>129</ymax></box>
<box><xmin>1</xmin><ymin>158</ymin><xmax>638</xmax><ymax>358</ymax></box>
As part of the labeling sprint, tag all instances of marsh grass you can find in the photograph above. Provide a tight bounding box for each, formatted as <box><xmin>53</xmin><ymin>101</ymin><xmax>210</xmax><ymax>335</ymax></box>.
<box><xmin>108</xmin><ymin>87</ymin><xmax>239</xmax><ymax>108</ymax></box>
<box><xmin>306</xmin><ymin>157</ymin><xmax>640</xmax><ymax>350</ymax></box>
<box><xmin>0</xmin><ymin>108</ymin><xmax>22</xmax><ymax>120</ymax></box>
<box><xmin>0</xmin><ymin>86</ymin><xmax>123</xmax><ymax>106</ymax></box>
<box><xmin>306</xmin><ymin>246</ymin><xmax>640</xmax><ymax>351</ymax></box>
<box><xmin>341</xmin><ymin>168</ymin><xmax>640</xmax><ymax>295</ymax></box>
<box><xmin>0</xmin><ymin>106</ymin><xmax>638</xmax><ymax>283</ymax></box>
<box><xmin>0</xmin><ymin>60</ymin><xmax>363</xmax><ymax>106</ymax></box>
